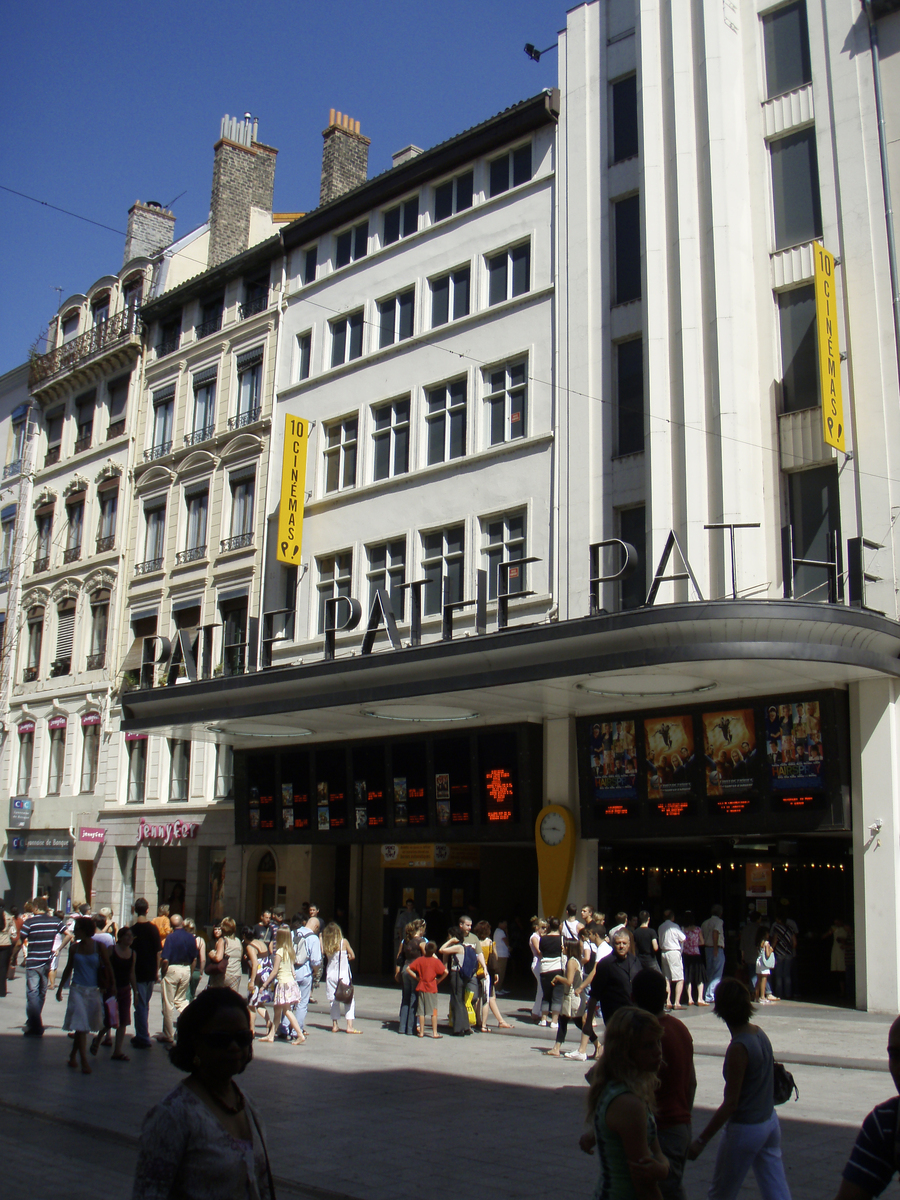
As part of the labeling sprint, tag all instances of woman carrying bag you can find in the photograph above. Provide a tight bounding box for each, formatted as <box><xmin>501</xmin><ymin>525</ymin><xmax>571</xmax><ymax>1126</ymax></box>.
<box><xmin>207</xmin><ymin>918</ymin><xmax>243</xmax><ymax>993</ymax></box>
<box><xmin>322</xmin><ymin>922</ymin><xmax>361</xmax><ymax>1034</ymax></box>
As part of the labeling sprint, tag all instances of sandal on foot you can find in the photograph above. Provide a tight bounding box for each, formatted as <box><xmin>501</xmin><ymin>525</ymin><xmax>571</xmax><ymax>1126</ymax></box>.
<box><xmin>111</xmin><ymin>1053</ymin><xmax>130</xmax><ymax>1061</ymax></box>
<box><xmin>89</xmin><ymin>1036</ymin><xmax>100</xmax><ymax>1056</ymax></box>
<box><xmin>346</xmin><ymin>1028</ymin><xmax>363</xmax><ymax>1034</ymax></box>
<box><xmin>498</xmin><ymin>1022</ymin><xmax>513</xmax><ymax>1029</ymax></box>
<box><xmin>81</xmin><ymin>1065</ymin><xmax>92</xmax><ymax>1075</ymax></box>
<box><xmin>67</xmin><ymin>1058</ymin><xmax>78</xmax><ymax>1069</ymax></box>
<box><xmin>431</xmin><ymin>1033</ymin><xmax>443</xmax><ymax>1039</ymax></box>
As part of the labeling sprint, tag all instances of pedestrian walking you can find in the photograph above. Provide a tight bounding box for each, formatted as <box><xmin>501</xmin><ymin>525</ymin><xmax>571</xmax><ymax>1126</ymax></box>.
<box><xmin>19</xmin><ymin>897</ymin><xmax>69</xmax><ymax>1036</ymax></box>
<box><xmin>474</xmin><ymin>919</ymin><xmax>512</xmax><ymax>1031</ymax></box>
<box><xmin>0</xmin><ymin>905</ymin><xmax>17</xmax><ymax>997</ymax></box>
<box><xmin>281</xmin><ymin>915</ymin><xmax>321</xmax><ymax>1038</ymax></box>
<box><xmin>682</xmin><ymin>913</ymin><xmax>707</xmax><ymax>1006</ymax></box>
<box><xmin>545</xmin><ymin>936</ymin><xmax>597</xmax><ymax>1058</ymax></box>
<box><xmin>106</xmin><ymin>925</ymin><xmax>137</xmax><ymax>1061</ymax></box>
<box><xmin>658</xmin><ymin>910</ymin><xmax>687</xmax><ymax>1010</ymax></box>
<box><xmin>406</xmin><ymin>941</ymin><xmax>448</xmax><ymax>1038</ymax></box>
<box><xmin>634</xmin><ymin>911</ymin><xmax>661</xmax><ymax>973</ymax></box>
<box><xmin>701</xmin><ymin>905</ymin><xmax>726</xmax><ymax>1001</ymax></box>
<box><xmin>132</xmin><ymin>988</ymin><xmax>275</xmax><ymax>1199</ymax></box>
<box><xmin>151</xmin><ymin>904</ymin><xmax>172</xmax><ymax>942</ymax></box>
<box><xmin>57</xmin><ymin>916</ymin><xmax>113</xmax><ymax>1075</ymax></box>
<box><xmin>244</xmin><ymin>933</ymin><xmax>275</xmax><ymax>1040</ymax></box>
<box><xmin>754</xmin><ymin>932</ymin><xmax>776</xmax><ymax>1005</ymax></box>
<box><xmin>259</xmin><ymin>927</ymin><xmax>305</xmax><ymax>1045</ymax></box>
<box><xmin>570</xmin><ymin>928</ymin><xmax>640</xmax><ymax>1060</ymax></box>
<box><xmin>206</xmin><ymin>917</ymin><xmax>244</xmax><ymax>993</ymax></box>
<box><xmin>395</xmin><ymin>919</ymin><xmax>425</xmax><ymax>1034</ymax></box>
<box><xmin>492</xmin><ymin>918</ymin><xmax>511</xmax><ymax>993</ymax></box>
<box><xmin>831</xmin><ymin>1014</ymin><xmax>900</xmax><ymax>1198</ymax></box>
<box><xmin>578</xmin><ymin>1006</ymin><xmax>669</xmax><ymax>1198</ymax></box>
<box><xmin>183</xmin><ymin>918</ymin><xmax>206</xmax><ymax>1000</ymax></box>
<box><xmin>159</xmin><ymin>915</ymin><xmax>198</xmax><ymax>1044</ymax></box>
<box><xmin>529</xmin><ymin>916</ymin><xmax>549</xmax><ymax>1021</ymax></box>
<box><xmin>537</xmin><ymin>916</ymin><xmax>565</xmax><ymax>1029</ymax></box>
<box><xmin>687</xmin><ymin>977</ymin><xmax>791</xmax><ymax>1200</ymax></box>
<box><xmin>633</xmin><ymin>968</ymin><xmax>696</xmax><ymax>1200</ymax></box>
<box><xmin>322</xmin><ymin>921</ymin><xmax>361</xmax><ymax>1033</ymax></box>
<box><xmin>769</xmin><ymin>910</ymin><xmax>797</xmax><ymax>1001</ymax></box>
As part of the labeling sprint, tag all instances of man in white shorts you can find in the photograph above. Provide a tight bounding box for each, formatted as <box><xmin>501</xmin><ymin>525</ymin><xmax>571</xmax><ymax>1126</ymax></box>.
<box><xmin>658</xmin><ymin>910</ymin><xmax>686</xmax><ymax>1009</ymax></box>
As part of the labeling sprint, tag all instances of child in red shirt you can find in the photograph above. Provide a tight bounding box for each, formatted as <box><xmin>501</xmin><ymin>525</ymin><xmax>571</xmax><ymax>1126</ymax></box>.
<box><xmin>406</xmin><ymin>941</ymin><xmax>448</xmax><ymax>1038</ymax></box>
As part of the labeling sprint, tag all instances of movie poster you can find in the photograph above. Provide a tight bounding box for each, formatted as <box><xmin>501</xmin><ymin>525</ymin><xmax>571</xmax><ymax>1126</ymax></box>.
<box><xmin>394</xmin><ymin>777</ymin><xmax>408</xmax><ymax>826</ymax></box>
<box><xmin>644</xmin><ymin>715</ymin><xmax>695</xmax><ymax>801</ymax></box>
<box><xmin>587</xmin><ymin>720</ymin><xmax>638</xmax><ymax>803</ymax></box>
<box><xmin>764</xmin><ymin>700</ymin><xmax>824</xmax><ymax>791</ymax></box>
<box><xmin>702</xmin><ymin>709</ymin><xmax>757</xmax><ymax>797</ymax></box>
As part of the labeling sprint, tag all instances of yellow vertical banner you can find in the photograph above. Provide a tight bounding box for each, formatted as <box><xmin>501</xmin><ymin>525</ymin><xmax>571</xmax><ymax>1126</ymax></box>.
<box><xmin>813</xmin><ymin>242</ymin><xmax>846</xmax><ymax>453</ymax></box>
<box><xmin>276</xmin><ymin>415</ymin><xmax>309</xmax><ymax>565</ymax></box>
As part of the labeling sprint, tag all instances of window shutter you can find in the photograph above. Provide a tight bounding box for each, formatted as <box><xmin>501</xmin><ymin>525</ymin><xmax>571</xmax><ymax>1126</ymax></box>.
<box><xmin>193</xmin><ymin>365</ymin><xmax>218</xmax><ymax>387</ymax></box>
<box><xmin>56</xmin><ymin>609</ymin><xmax>75</xmax><ymax>658</ymax></box>
<box><xmin>236</xmin><ymin>346</ymin><xmax>264</xmax><ymax>372</ymax></box>
<box><xmin>152</xmin><ymin>383</ymin><xmax>176</xmax><ymax>405</ymax></box>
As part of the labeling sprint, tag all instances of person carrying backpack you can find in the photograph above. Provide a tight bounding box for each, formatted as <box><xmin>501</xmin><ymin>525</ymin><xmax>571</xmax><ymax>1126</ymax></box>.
<box><xmin>440</xmin><ymin>925</ymin><xmax>485</xmax><ymax>1036</ymax></box>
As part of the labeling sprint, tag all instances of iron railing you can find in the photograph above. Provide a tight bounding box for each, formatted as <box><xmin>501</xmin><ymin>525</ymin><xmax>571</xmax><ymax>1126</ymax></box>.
<box><xmin>195</xmin><ymin>315</ymin><xmax>223</xmax><ymax>339</ymax></box>
<box><xmin>50</xmin><ymin>657</ymin><xmax>71</xmax><ymax>677</ymax></box>
<box><xmin>74</xmin><ymin>434</ymin><xmax>92</xmax><ymax>454</ymax></box>
<box><xmin>135</xmin><ymin>557</ymin><xmax>163</xmax><ymax>575</ymax></box>
<box><xmin>86</xmin><ymin>652</ymin><xmax>105</xmax><ymax>670</ymax></box>
<box><xmin>220</xmin><ymin>532</ymin><xmax>253</xmax><ymax>552</ymax></box>
<box><xmin>0</xmin><ymin>567</ymin><xmax>9</xmax><ymax>586</ymax></box>
<box><xmin>107</xmin><ymin>419</ymin><xmax>126</xmax><ymax>440</ymax></box>
<box><xmin>144</xmin><ymin>441</ymin><xmax>172</xmax><ymax>462</ymax></box>
<box><xmin>63</xmin><ymin>545</ymin><xmax>81</xmax><ymax>564</ymax></box>
<box><xmin>3</xmin><ymin>459</ymin><xmax>21</xmax><ymax>479</ymax></box>
<box><xmin>176</xmin><ymin>546</ymin><xmax>206</xmax><ymax>565</ymax></box>
<box><xmin>184</xmin><ymin>425</ymin><xmax>214</xmax><ymax>447</ymax></box>
<box><xmin>227</xmin><ymin>407</ymin><xmax>261</xmax><ymax>430</ymax></box>
<box><xmin>33</xmin><ymin>556</ymin><xmax>49</xmax><ymax>573</ymax></box>
<box><xmin>23</xmin><ymin>666</ymin><xmax>38</xmax><ymax>683</ymax></box>
<box><xmin>29</xmin><ymin>307</ymin><xmax>142</xmax><ymax>388</ymax></box>
<box><xmin>240</xmin><ymin>295</ymin><xmax>268</xmax><ymax>319</ymax></box>
<box><xmin>44</xmin><ymin>446</ymin><xmax>60</xmax><ymax>467</ymax></box>
<box><xmin>156</xmin><ymin>335</ymin><xmax>180</xmax><ymax>358</ymax></box>
<box><xmin>96</xmin><ymin>535</ymin><xmax>116</xmax><ymax>553</ymax></box>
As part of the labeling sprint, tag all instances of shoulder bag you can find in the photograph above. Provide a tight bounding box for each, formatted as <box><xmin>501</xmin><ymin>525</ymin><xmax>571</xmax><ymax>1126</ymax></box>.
<box><xmin>205</xmin><ymin>940</ymin><xmax>228</xmax><ymax>976</ymax></box>
<box><xmin>334</xmin><ymin>948</ymin><xmax>354</xmax><ymax>1004</ymax></box>
<box><xmin>773</xmin><ymin>1060</ymin><xmax>799</xmax><ymax>1104</ymax></box>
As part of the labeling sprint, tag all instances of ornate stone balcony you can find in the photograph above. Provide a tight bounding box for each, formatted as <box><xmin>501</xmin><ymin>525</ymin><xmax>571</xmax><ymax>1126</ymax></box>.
<box><xmin>29</xmin><ymin>308</ymin><xmax>142</xmax><ymax>398</ymax></box>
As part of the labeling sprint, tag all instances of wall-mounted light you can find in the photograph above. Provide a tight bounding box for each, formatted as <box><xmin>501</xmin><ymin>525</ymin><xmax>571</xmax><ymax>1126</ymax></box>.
<box><xmin>524</xmin><ymin>41</ymin><xmax>558</xmax><ymax>62</ymax></box>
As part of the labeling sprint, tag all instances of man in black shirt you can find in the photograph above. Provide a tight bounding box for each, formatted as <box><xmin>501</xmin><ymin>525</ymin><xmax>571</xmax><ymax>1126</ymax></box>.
<box><xmin>569</xmin><ymin>930</ymin><xmax>640</xmax><ymax>1059</ymax></box>
<box><xmin>130</xmin><ymin>898</ymin><xmax>162</xmax><ymax>1049</ymax></box>
<box><xmin>19</xmin><ymin>898</ymin><xmax>68</xmax><ymax>1036</ymax></box>
<box><xmin>159</xmin><ymin>915</ymin><xmax>197</xmax><ymax>1043</ymax></box>
<box><xmin>252</xmin><ymin>910</ymin><xmax>273</xmax><ymax>945</ymax></box>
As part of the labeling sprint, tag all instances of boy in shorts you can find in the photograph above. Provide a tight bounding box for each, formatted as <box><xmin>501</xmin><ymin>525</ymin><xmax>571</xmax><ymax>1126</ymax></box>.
<box><xmin>406</xmin><ymin>941</ymin><xmax>448</xmax><ymax>1039</ymax></box>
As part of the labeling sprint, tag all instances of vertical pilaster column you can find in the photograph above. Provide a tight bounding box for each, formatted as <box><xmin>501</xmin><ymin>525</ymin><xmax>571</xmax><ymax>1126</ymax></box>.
<box><xmin>543</xmin><ymin>717</ymin><xmax>597</xmax><ymax>915</ymax></box>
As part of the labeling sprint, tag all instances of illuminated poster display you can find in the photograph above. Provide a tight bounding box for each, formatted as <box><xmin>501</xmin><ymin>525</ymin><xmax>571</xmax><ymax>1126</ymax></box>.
<box><xmin>280</xmin><ymin>751</ymin><xmax>311</xmax><ymax>830</ymax></box>
<box><xmin>352</xmin><ymin>745</ymin><xmax>386</xmax><ymax>829</ymax></box>
<box><xmin>702</xmin><ymin>708</ymin><xmax>759</xmax><ymax>815</ymax></box>
<box><xmin>316</xmin><ymin>747</ymin><xmax>346</xmax><ymax>829</ymax></box>
<box><xmin>434</xmin><ymin>736</ymin><xmax>472</xmax><ymax>824</ymax></box>
<box><xmin>765</xmin><ymin>700</ymin><xmax>824</xmax><ymax>791</ymax></box>
<box><xmin>644</xmin><ymin>714</ymin><xmax>696</xmax><ymax>816</ymax></box>
<box><xmin>588</xmin><ymin>719</ymin><xmax>638</xmax><ymax>815</ymax></box>
<box><xmin>392</xmin><ymin>741</ymin><xmax>427</xmax><ymax>826</ymax></box>
<box><xmin>249</xmin><ymin>755</ymin><xmax>277</xmax><ymax>831</ymax></box>
<box><xmin>478</xmin><ymin>731</ymin><xmax>518</xmax><ymax>823</ymax></box>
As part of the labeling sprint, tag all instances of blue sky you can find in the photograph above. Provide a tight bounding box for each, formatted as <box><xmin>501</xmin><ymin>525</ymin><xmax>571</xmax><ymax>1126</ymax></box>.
<box><xmin>0</xmin><ymin>0</ymin><xmax>568</xmax><ymax>375</ymax></box>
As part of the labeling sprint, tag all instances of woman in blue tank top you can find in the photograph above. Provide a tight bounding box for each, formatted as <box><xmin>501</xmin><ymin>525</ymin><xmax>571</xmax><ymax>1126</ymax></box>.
<box><xmin>580</xmin><ymin>1006</ymin><xmax>669</xmax><ymax>1198</ymax></box>
<box><xmin>687</xmin><ymin>977</ymin><xmax>791</xmax><ymax>1199</ymax></box>
<box><xmin>56</xmin><ymin>916</ymin><xmax>113</xmax><ymax>1074</ymax></box>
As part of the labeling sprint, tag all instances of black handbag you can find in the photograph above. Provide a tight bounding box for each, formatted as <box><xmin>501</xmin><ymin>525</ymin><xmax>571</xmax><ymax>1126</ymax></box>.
<box><xmin>773</xmin><ymin>1060</ymin><xmax>799</xmax><ymax>1104</ymax></box>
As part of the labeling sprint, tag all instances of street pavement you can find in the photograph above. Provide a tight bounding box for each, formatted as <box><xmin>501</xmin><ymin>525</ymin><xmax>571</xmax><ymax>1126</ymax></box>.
<box><xmin>1</xmin><ymin>969</ymin><xmax>897</xmax><ymax>1198</ymax></box>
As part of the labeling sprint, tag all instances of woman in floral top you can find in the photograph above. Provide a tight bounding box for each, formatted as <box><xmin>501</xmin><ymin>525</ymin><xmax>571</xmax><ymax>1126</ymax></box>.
<box><xmin>132</xmin><ymin>988</ymin><xmax>274</xmax><ymax>1199</ymax></box>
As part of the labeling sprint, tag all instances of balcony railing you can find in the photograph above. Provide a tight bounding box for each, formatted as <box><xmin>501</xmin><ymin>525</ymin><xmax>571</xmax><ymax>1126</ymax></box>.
<box><xmin>220</xmin><ymin>532</ymin><xmax>253</xmax><ymax>553</ymax></box>
<box><xmin>96</xmin><ymin>535</ymin><xmax>116</xmax><ymax>553</ymax></box>
<box><xmin>175</xmin><ymin>545</ymin><xmax>206</xmax><ymax>565</ymax></box>
<box><xmin>3</xmin><ymin>459</ymin><xmax>21</xmax><ymax>479</ymax></box>
<box><xmin>63</xmin><ymin>545</ymin><xmax>82</xmax><ymax>564</ymax></box>
<box><xmin>228</xmin><ymin>407</ymin><xmax>261</xmax><ymax>430</ymax></box>
<box><xmin>29</xmin><ymin>307</ymin><xmax>142</xmax><ymax>389</ymax></box>
<box><xmin>156</xmin><ymin>335</ymin><xmax>180</xmax><ymax>358</ymax></box>
<box><xmin>44</xmin><ymin>446</ymin><xmax>60</xmax><ymax>467</ymax></box>
<box><xmin>184</xmin><ymin>425</ymin><xmax>214</xmax><ymax>447</ymax></box>
<box><xmin>23</xmin><ymin>666</ymin><xmax>38</xmax><ymax>683</ymax></box>
<box><xmin>33</xmin><ymin>556</ymin><xmax>49</xmax><ymax>573</ymax></box>
<box><xmin>144</xmin><ymin>441</ymin><xmax>172</xmax><ymax>462</ymax></box>
<box><xmin>107</xmin><ymin>419</ymin><xmax>126</xmax><ymax>440</ymax></box>
<box><xmin>74</xmin><ymin>433</ymin><xmax>92</xmax><ymax>455</ymax></box>
<box><xmin>135</xmin><ymin>557</ymin><xmax>163</xmax><ymax>575</ymax></box>
<box><xmin>240</xmin><ymin>295</ymin><xmax>268</xmax><ymax>319</ymax></box>
<box><xmin>50</xmin><ymin>657</ymin><xmax>71</xmax><ymax>677</ymax></box>
<box><xmin>0</xmin><ymin>567</ymin><xmax>8</xmax><ymax>586</ymax></box>
<box><xmin>86</xmin><ymin>652</ymin><xmax>105</xmax><ymax>670</ymax></box>
<box><xmin>195</xmin><ymin>315</ymin><xmax>223</xmax><ymax>339</ymax></box>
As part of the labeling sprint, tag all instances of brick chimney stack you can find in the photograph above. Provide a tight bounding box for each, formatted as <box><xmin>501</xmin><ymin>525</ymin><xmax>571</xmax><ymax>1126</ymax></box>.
<box><xmin>320</xmin><ymin>109</ymin><xmax>370</xmax><ymax>206</ymax></box>
<box><xmin>123</xmin><ymin>201</ymin><xmax>176</xmax><ymax>267</ymax></box>
<box><xmin>208</xmin><ymin>113</ymin><xmax>278</xmax><ymax>269</ymax></box>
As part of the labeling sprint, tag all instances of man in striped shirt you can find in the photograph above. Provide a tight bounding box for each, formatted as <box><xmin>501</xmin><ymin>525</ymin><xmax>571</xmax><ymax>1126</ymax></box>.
<box><xmin>19</xmin><ymin>897</ymin><xmax>68</xmax><ymax>1036</ymax></box>
<box><xmin>833</xmin><ymin>1016</ymin><xmax>900</xmax><ymax>1198</ymax></box>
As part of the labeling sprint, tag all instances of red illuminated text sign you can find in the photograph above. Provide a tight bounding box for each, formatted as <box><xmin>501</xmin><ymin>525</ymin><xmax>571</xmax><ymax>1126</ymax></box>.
<box><xmin>484</xmin><ymin>767</ymin><xmax>514</xmax><ymax>822</ymax></box>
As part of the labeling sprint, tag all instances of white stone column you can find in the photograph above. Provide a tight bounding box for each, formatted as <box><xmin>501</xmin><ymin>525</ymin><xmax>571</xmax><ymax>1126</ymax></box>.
<box><xmin>850</xmin><ymin>679</ymin><xmax>900</xmax><ymax>1013</ymax></box>
<box><xmin>543</xmin><ymin>717</ymin><xmax>597</xmax><ymax>915</ymax></box>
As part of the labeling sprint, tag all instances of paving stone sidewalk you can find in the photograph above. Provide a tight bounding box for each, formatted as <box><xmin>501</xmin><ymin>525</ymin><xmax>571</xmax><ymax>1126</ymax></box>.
<box><xmin>1</xmin><ymin>972</ymin><xmax>896</xmax><ymax>1198</ymax></box>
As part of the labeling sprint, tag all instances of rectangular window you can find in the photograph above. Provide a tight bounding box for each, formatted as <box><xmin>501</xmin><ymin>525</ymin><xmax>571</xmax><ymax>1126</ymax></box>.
<box><xmin>378</xmin><ymin>289</ymin><xmax>415</xmax><ymax>348</ymax></box>
<box><xmin>317</xmin><ymin>551</ymin><xmax>352</xmax><ymax>633</ymax></box>
<box><xmin>196</xmin><ymin>296</ymin><xmax>223</xmax><ymax>338</ymax></box>
<box><xmin>92</xmin><ymin>296</ymin><xmax>109</xmax><ymax>327</ymax></box>
<box><xmin>242</xmin><ymin>275</ymin><xmax>268</xmax><ymax>317</ymax></box>
<box><xmin>152</xmin><ymin>397</ymin><xmax>174</xmax><ymax>453</ymax></box>
<box><xmin>779</xmin><ymin>286</ymin><xmax>819</xmax><ymax>413</ymax></box>
<box><xmin>35</xmin><ymin>510</ymin><xmax>52</xmax><ymax>570</ymax></box>
<box><xmin>372</xmin><ymin>398</ymin><xmax>410</xmax><ymax>481</ymax></box>
<box><xmin>97</xmin><ymin>487</ymin><xmax>118</xmax><ymax>548</ymax></box>
<box><xmin>431</xmin><ymin>267</ymin><xmax>471</xmax><ymax>327</ymax></box>
<box><xmin>770</xmin><ymin>128</ymin><xmax>822</xmax><ymax>251</ymax></box>
<box><xmin>434</xmin><ymin>170</ymin><xmax>474</xmax><ymax>222</ymax></box>
<box><xmin>485</xmin><ymin>360</ymin><xmax>527</xmax><ymax>446</ymax></box>
<box><xmin>61</xmin><ymin>313</ymin><xmax>79</xmax><ymax>343</ymax></box>
<box><xmin>335</xmin><ymin>221</ymin><xmax>368</xmax><ymax>268</ymax></box>
<box><xmin>483</xmin><ymin>512</ymin><xmax>526</xmax><ymax>600</ymax></box>
<box><xmin>426</xmin><ymin>378</ymin><xmax>467</xmax><ymax>465</ymax></box>
<box><xmin>487</xmin><ymin>243</ymin><xmax>530</xmax><ymax>306</ymax></box>
<box><xmin>616</xmin><ymin>338</ymin><xmax>644</xmax><ymax>455</ymax></box>
<box><xmin>367</xmin><ymin>539</ymin><xmax>406</xmax><ymax>618</ymax></box>
<box><xmin>422</xmin><ymin>525</ymin><xmax>464</xmax><ymax>616</ymax></box>
<box><xmin>17</xmin><ymin>732</ymin><xmax>33</xmax><ymax>794</ymax></box>
<box><xmin>230</xmin><ymin>475</ymin><xmax>255</xmax><ymax>538</ymax></box>
<box><xmin>184</xmin><ymin>489</ymin><xmax>209</xmax><ymax>554</ymax></box>
<box><xmin>26</xmin><ymin>608</ymin><xmax>43</xmax><ymax>673</ymax></box>
<box><xmin>236</xmin><ymin>360</ymin><xmax>262</xmax><ymax>420</ymax></box>
<box><xmin>763</xmin><ymin>1</ymin><xmax>812</xmax><ymax>99</ymax></box>
<box><xmin>612</xmin><ymin>74</ymin><xmax>639</xmax><ymax>162</ymax></box>
<box><xmin>383</xmin><ymin>197</ymin><xmax>419</xmax><ymax>245</ymax></box>
<box><xmin>789</xmin><ymin>464</ymin><xmax>840</xmax><ymax>600</ymax></box>
<box><xmin>56</xmin><ymin>603</ymin><xmax>75</xmax><ymax>671</ymax></box>
<box><xmin>1</xmin><ymin>517</ymin><xmax>14</xmax><ymax>570</ymax></box>
<box><xmin>107</xmin><ymin>377</ymin><xmax>128</xmax><ymax>437</ymax></box>
<box><xmin>45</xmin><ymin>409</ymin><xmax>63</xmax><ymax>465</ymax></box>
<box><xmin>143</xmin><ymin>502</ymin><xmax>166</xmax><ymax>564</ymax></box>
<box><xmin>169</xmin><ymin>739</ymin><xmax>191</xmax><ymax>802</ymax></box>
<box><xmin>47</xmin><ymin>725</ymin><xmax>66</xmax><ymax>794</ymax></box>
<box><xmin>303</xmin><ymin>245</ymin><xmax>318</xmax><ymax>284</ymax></box>
<box><xmin>89</xmin><ymin>591</ymin><xmax>109</xmax><ymax>665</ymax></box>
<box><xmin>298</xmin><ymin>332</ymin><xmax>312</xmax><ymax>380</ymax></box>
<box><xmin>614</xmin><ymin>195</ymin><xmax>641</xmax><ymax>304</ymax></box>
<box><xmin>158</xmin><ymin>317</ymin><xmax>180</xmax><ymax>357</ymax></box>
<box><xmin>75</xmin><ymin>392</ymin><xmax>94</xmax><ymax>452</ymax></box>
<box><xmin>215</xmin><ymin>743</ymin><xmax>234</xmax><ymax>799</ymax></box>
<box><xmin>619</xmin><ymin>505</ymin><xmax>647</xmax><ymax>611</ymax></box>
<box><xmin>65</xmin><ymin>499</ymin><xmax>84</xmax><ymax>559</ymax></box>
<box><xmin>190</xmin><ymin>379</ymin><xmax>216</xmax><ymax>441</ymax></box>
<box><xmin>324</xmin><ymin>417</ymin><xmax>358</xmax><ymax>493</ymax></box>
<box><xmin>81</xmin><ymin>725</ymin><xmax>99</xmax><ymax>793</ymax></box>
<box><xmin>489</xmin><ymin>144</ymin><xmax>533</xmax><ymax>197</ymax></box>
<box><xmin>330</xmin><ymin>311</ymin><xmax>364</xmax><ymax>367</ymax></box>
<box><xmin>221</xmin><ymin>598</ymin><xmax>248</xmax><ymax>676</ymax></box>
<box><xmin>10</xmin><ymin>417</ymin><xmax>26</xmax><ymax>465</ymax></box>
<box><xmin>123</xmin><ymin>277</ymin><xmax>143</xmax><ymax>310</ymax></box>
<box><xmin>127</xmin><ymin>738</ymin><xmax>147</xmax><ymax>803</ymax></box>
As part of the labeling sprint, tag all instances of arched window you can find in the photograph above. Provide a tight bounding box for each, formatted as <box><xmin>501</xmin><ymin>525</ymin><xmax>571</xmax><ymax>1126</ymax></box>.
<box><xmin>88</xmin><ymin>588</ymin><xmax>109</xmax><ymax>670</ymax></box>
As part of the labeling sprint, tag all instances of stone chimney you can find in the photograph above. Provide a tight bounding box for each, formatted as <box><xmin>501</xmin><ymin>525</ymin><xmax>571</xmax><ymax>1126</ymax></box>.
<box><xmin>320</xmin><ymin>110</ymin><xmax>370</xmax><ymax>206</ymax></box>
<box><xmin>123</xmin><ymin>201</ymin><xmax>176</xmax><ymax>266</ymax></box>
<box><xmin>208</xmin><ymin>113</ymin><xmax>278</xmax><ymax>269</ymax></box>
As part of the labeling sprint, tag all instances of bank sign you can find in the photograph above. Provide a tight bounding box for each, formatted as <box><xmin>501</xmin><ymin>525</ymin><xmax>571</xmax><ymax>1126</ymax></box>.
<box><xmin>9</xmin><ymin>797</ymin><xmax>32</xmax><ymax>829</ymax></box>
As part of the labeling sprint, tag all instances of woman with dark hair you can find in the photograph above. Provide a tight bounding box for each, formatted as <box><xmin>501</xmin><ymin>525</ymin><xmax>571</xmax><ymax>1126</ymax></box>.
<box><xmin>579</xmin><ymin>1006</ymin><xmax>669</xmax><ymax>1198</ymax></box>
<box><xmin>537</xmin><ymin>916</ymin><xmax>565</xmax><ymax>1030</ymax></box>
<box><xmin>132</xmin><ymin>989</ymin><xmax>274</xmax><ymax>1199</ymax></box>
<box><xmin>681</xmin><ymin>912</ymin><xmax>707</xmax><ymax>1005</ymax></box>
<box><xmin>545</xmin><ymin>938</ymin><xmax>597</xmax><ymax>1058</ymax></box>
<box><xmin>56</xmin><ymin>916</ymin><xmax>113</xmax><ymax>1074</ymax></box>
<box><xmin>634</xmin><ymin>912</ymin><xmax>660</xmax><ymax>973</ymax></box>
<box><xmin>439</xmin><ymin>925</ymin><xmax>483</xmax><ymax>1036</ymax></box>
<box><xmin>395</xmin><ymin>919</ymin><xmax>425</xmax><ymax>1035</ymax></box>
<box><xmin>687</xmin><ymin>978</ymin><xmax>791</xmax><ymax>1199</ymax></box>
<box><xmin>206</xmin><ymin>917</ymin><xmax>244</xmax><ymax>993</ymax></box>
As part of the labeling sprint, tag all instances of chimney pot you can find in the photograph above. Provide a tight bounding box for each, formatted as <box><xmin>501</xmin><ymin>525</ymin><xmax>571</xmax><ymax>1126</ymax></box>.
<box><xmin>329</xmin><ymin>107</ymin><xmax>336</xmax><ymax>126</ymax></box>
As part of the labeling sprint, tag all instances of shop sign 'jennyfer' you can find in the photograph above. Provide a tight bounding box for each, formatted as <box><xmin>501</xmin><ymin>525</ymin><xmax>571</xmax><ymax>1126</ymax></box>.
<box><xmin>136</xmin><ymin>817</ymin><xmax>200</xmax><ymax>845</ymax></box>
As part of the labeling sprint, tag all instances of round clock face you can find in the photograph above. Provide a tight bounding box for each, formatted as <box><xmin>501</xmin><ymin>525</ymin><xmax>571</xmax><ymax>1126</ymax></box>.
<box><xmin>540</xmin><ymin>811</ymin><xmax>567</xmax><ymax>846</ymax></box>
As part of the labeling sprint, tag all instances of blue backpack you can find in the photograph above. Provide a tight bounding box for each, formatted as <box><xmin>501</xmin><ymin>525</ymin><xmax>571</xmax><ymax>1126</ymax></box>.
<box><xmin>458</xmin><ymin>944</ymin><xmax>478</xmax><ymax>982</ymax></box>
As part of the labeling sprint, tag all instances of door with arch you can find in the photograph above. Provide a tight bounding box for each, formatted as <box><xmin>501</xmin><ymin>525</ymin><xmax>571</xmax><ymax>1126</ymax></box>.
<box><xmin>256</xmin><ymin>851</ymin><xmax>276</xmax><ymax>918</ymax></box>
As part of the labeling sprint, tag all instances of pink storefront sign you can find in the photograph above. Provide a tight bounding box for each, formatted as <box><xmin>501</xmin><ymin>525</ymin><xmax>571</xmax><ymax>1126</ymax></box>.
<box><xmin>79</xmin><ymin>827</ymin><xmax>106</xmax><ymax>843</ymax></box>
